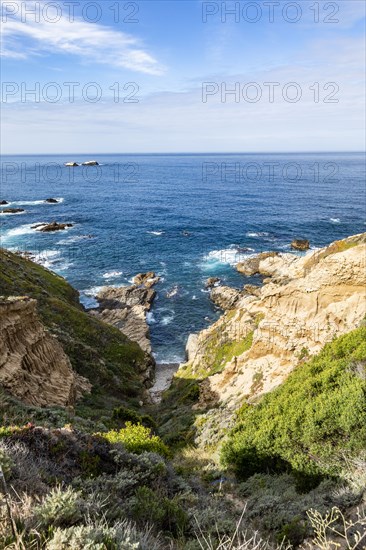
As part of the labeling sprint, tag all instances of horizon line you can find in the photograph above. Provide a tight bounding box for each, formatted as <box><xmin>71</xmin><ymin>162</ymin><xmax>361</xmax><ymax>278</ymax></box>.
<box><xmin>1</xmin><ymin>151</ymin><xmax>365</xmax><ymax>157</ymax></box>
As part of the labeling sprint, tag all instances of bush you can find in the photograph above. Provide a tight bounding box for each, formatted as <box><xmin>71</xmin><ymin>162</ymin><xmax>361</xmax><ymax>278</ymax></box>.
<box><xmin>112</xmin><ymin>407</ymin><xmax>157</xmax><ymax>429</ymax></box>
<box><xmin>221</xmin><ymin>327</ymin><xmax>366</xmax><ymax>479</ymax></box>
<box><xmin>34</xmin><ymin>486</ymin><xmax>83</xmax><ymax>528</ymax></box>
<box><xmin>47</xmin><ymin>518</ymin><xmax>163</xmax><ymax>549</ymax></box>
<box><xmin>99</xmin><ymin>423</ymin><xmax>170</xmax><ymax>458</ymax></box>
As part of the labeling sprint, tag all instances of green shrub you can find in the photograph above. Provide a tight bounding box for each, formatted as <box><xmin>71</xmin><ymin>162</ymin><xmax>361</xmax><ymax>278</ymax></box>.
<box><xmin>0</xmin><ymin>447</ymin><xmax>13</xmax><ymax>477</ymax></box>
<box><xmin>99</xmin><ymin>423</ymin><xmax>170</xmax><ymax>457</ymax></box>
<box><xmin>112</xmin><ymin>407</ymin><xmax>157</xmax><ymax>429</ymax></box>
<box><xmin>47</xmin><ymin>518</ymin><xmax>162</xmax><ymax>549</ymax></box>
<box><xmin>35</xmin><ymin>486</ymin><xmax>83</xmax><ymax>528</ymax></box>
<box><xmin>222</xmin><ymin>327</ymin><xmax>366</xmax><ymax>479</ymax></box>
<box><xmin>132</xmin><ymin>486</ymin><xmax>189</xmax><ymax>536</ymax></box>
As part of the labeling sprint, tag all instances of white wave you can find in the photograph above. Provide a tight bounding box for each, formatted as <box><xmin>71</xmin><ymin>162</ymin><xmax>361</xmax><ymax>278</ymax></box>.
<box><xmin>246</xmin><ymin>231</ymin><xmax>269</xmax><ymax>237</ymax></box>
<box><xmin>4</xmin><ymin>198</ymin><xmax>64</xmax><ymax>206</ymax></box>
<box><xmin>32</xmin><ymin>249</ymin><xmax>60</xmax><ymax>268</ymax></box>
<box><xmin>79</xmin><ymin>293</ymin><xmax>99</xmax><ymax>310</ymax></box>
<box><xmin>202</xmin><ymin>247</ymin><xmax>253</xmax><ymax>267</ymax></box>
<box><xmin>147</xmin><ymin>230</ymin><xmax>164</xmax><ymax>236</ymax></box>
<box><xmin>146</xmin><ymin>311</ymin><xmax>157</xmax><ymax>324</ymax></box>
<box><xmin>330</xmin><ymin>218</ymin><xmax>341</xmax><ymax>224</ymax></box>
<box><xmin>57</xmin><ymin>235</ymin><xmax>91</xmax><ymax>245</ymax></box>
<box><xmin>83</xmin><ymin>283</ymin><xmax>125</xmax><ymax>297</ymax></box>
<box><xmin>192</xmin><ymin>295</ymin><xmax>197</xmax><ymax>300</ymax></box>
<box><xmin>102</xmin><ymin>271</ymin><xmax>123</xmax><ymax>279</ymax></box>
<box><xmin>1</xmin><ymin>224</ymin><xmax>35</xmax><ymax>240</ymax></box>
<box><xmin>153</xmin><ymin>354</ymin><xmax>184</xmax><ymax>365</ymax></box>
<box><xmin>83</xmin><ymin>285</ymin><xmax>107</xmax><ymax>296</ymax></box>
<box><xmin>161</xmin><ymin>314</ymin><xmax>174</xmax><ymax>326</ymax></box>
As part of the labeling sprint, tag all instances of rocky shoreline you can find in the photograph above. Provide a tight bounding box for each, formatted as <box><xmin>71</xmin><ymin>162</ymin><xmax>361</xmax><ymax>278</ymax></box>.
<box><xmin>90</xmin><ymin>272</ymin><xmax>160</xmax><ymax>356</ymax></box>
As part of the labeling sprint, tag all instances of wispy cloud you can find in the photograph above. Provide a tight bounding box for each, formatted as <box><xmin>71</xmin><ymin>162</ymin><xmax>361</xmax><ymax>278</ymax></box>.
<box><xmin>1</xmin><ymin>0</ymin><xmax>166</xmax><ymax>75</ymax></box>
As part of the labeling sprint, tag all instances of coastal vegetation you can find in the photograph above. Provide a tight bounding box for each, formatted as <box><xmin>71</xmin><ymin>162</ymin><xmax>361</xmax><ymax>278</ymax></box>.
<box><xmin>1</xmin><ymin>240</ymin><xmax>366</xmax><ymax>548</ymax></box>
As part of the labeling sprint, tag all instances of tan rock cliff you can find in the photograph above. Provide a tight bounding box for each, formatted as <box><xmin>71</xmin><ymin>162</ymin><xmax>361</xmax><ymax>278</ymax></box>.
<box><xmin>0</xmin><ymin>297</ymin><xmax>90</xmax><ymax>407</ymax></box>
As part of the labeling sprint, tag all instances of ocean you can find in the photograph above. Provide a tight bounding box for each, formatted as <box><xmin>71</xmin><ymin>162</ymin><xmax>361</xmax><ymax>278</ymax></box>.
<box><xmin>1</xmin><ymin>152</ymin><xmax>365</xmax><ymax>363</ymax></box>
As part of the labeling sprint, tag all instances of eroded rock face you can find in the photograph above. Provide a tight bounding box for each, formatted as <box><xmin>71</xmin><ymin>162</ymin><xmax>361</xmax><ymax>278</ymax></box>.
<box><xmin>181</xmin><ymin>234</ymin><xmax>366</xmax><ymax>442</ymax></box>
<box><xmin>0</xmin><ymin>297</ymin><xmax>90</xmax><ymax>407</ymax></box>
<box><xmin>94</xmin><ymin>279</ymin><xmax>157</xmax><ymax>355</ymax></box>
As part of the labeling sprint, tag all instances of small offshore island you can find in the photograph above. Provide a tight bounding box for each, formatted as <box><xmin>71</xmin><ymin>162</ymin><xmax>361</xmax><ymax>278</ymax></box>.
<box><xmin>0</xmin><ymin>232</ymin><xmax>366</xmax><ymax>548</ymax></box>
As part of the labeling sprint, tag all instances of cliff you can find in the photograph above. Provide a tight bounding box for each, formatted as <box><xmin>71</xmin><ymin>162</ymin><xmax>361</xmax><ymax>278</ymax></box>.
<box><xmin>0</xmin><ymin>248</ymin><xmax>154</xmax><ymax>414</ymax></box>
<box><xmin>0</xmin><ymin>297</ymin><xmax>82</xmax><ymax>407</ymax></box>
<box><xmin>160</xmin><ymin>233</ymin><xmax>366</xmax><ymax>446</ymax></box>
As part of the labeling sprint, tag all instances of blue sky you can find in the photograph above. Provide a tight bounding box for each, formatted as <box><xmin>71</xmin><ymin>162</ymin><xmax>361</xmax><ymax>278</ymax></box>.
<box><xmin>1</xmin><ymin>0</ymin><xmax>365</xmax><ymax>153</ymax></box>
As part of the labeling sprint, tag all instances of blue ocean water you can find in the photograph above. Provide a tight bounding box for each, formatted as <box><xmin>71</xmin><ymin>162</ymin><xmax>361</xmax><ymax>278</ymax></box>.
<box><xmin>1</xmin><ymin>153</ymin><xmax>365</xmax><ymax>363</ymax></box>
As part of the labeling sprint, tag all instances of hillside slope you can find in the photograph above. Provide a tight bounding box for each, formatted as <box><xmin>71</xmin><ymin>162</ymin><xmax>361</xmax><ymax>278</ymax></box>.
<box><xmin>0</xmin><ymin>248</ymin><xmax>154</xmax><ymax>417</ymax></box>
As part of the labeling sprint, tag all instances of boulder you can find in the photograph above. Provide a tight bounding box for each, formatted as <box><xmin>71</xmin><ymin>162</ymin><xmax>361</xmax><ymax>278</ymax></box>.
<box><xmin>2</xmin><ymin>208</ymin><xmax>24</xmax><ymax>214</ymax></box>
<box><xmin>291</xmin><ymin>239</ymin><xmax>310</xmax><ymax>251</ymax></box>
<box><xmin>45</xmin><ymin>198</ymin><xmax>59</xmax><ymax>203</ymax></box>
<box><xmin>205</xmin><ymin>277</ymin><xmax>221</xmax><ymax>289</ymax></box>
<box><xmin>237</xmin><ymin>251</ymin><xmax>279</xmax><ymax>276</ymax></box>
<box><xmin>244</xmin><ymin>284</ymin><xmax>262</xmax><ymax>297</ymax></box>
<box><xmin>82</xmin><ymin>160</ymin><xmax>99</xmax><ymax>166</ymax></box>
<box><xmin>133</xmin><ymin>272</ymin><xmax>160</xmax><ymax>288</ymax></box>
<box><xmin>210</xmin><ymin>286</ymin><xmax>243</xmax><ymax>310</ymax></box>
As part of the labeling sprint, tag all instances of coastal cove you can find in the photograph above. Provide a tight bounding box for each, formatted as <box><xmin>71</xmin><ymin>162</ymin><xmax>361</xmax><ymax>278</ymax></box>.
<box><xmin>1</xmin><ymin>152</ymin><xmax>365</xmax><ymax>365</ymax></box>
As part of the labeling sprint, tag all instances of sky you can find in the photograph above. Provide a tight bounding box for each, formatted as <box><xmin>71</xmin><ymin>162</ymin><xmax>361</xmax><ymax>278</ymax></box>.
<box><xmin>1</xmin><ymin>0</ymin><xmax>365</xmax><ymax>153</ymax></box>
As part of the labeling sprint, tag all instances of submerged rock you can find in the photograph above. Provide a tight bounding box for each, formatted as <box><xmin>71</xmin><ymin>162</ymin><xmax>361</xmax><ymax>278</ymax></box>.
<box><xmin>291</xmin><ymin>238</ymin><xmax>310</xmax><ymax>251</ymax></box>
<box><xmin>166</xmin><ymin>285</ymin><xmax>179</xmax><ymax>298</ymax></box>
<box><xmin>44</xmin><ymin>198</ymin><xmax>59</xmax><ymax>203</ymax></box>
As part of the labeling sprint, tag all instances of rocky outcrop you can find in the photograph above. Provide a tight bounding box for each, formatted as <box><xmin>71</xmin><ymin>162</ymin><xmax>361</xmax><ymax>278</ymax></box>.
<box><xmin>237</xmin><ymin>251</ymin><xmax>279</xmax><ymax>276</ymax></box>
<box><xmin>210</xmin><ymin>286</ymin><xmax>243</xmax><ymax>310</ymax></box>
<box><xmin>44</xmin><ymin>198</ymin><xmax>59</xmax><ymax>204</ymax></box>
<box><xmin>0</xmin><ymin>297</ymin><xmax>90</xmax><ymax>407</ymax></box>
<box><xmin>2</xmin><ymin>208</ymin><xmax>25</xmax><ymax>214</ymax></box>
<box><xmin>0</xmin><ymin>200</ymin><xmax>9</xmax><ymax>205</ymax></box>
<box><xmin>205</xmin><ymin>277</ymin><xmax>221</xmax><ymax>289</ymax></box>
<box><xmin>94</xmin><ymin>277</ymin><xmax>157</xmax><ymax>355</ymax></box>
<box><xmin>32</xmin><ymin>222</ymin><xmax>73</xmax><ymax>232</ymax></box>
<box><xmin>291</xmin><ymin>238</ymin><xmax>310</xmax><ymax>250</ymax></box>
<box><xmin>82</xmin><ymin>160</ymin><xmax>99</xmax><ymax>166</ymax></box>
<box><xmin>64</xmin><ymin>162</ymin><xmax>79</xmax><ymax>167</ymax></box>
<box><xmin>133</xmin><ymin>272</ymin><xmax>160</xmax><ymax>288</ymax></box>
<box><xmin>180</xmin><ymin>234</ymin><xmax>366</xmax><ymax>443</ymax></box>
